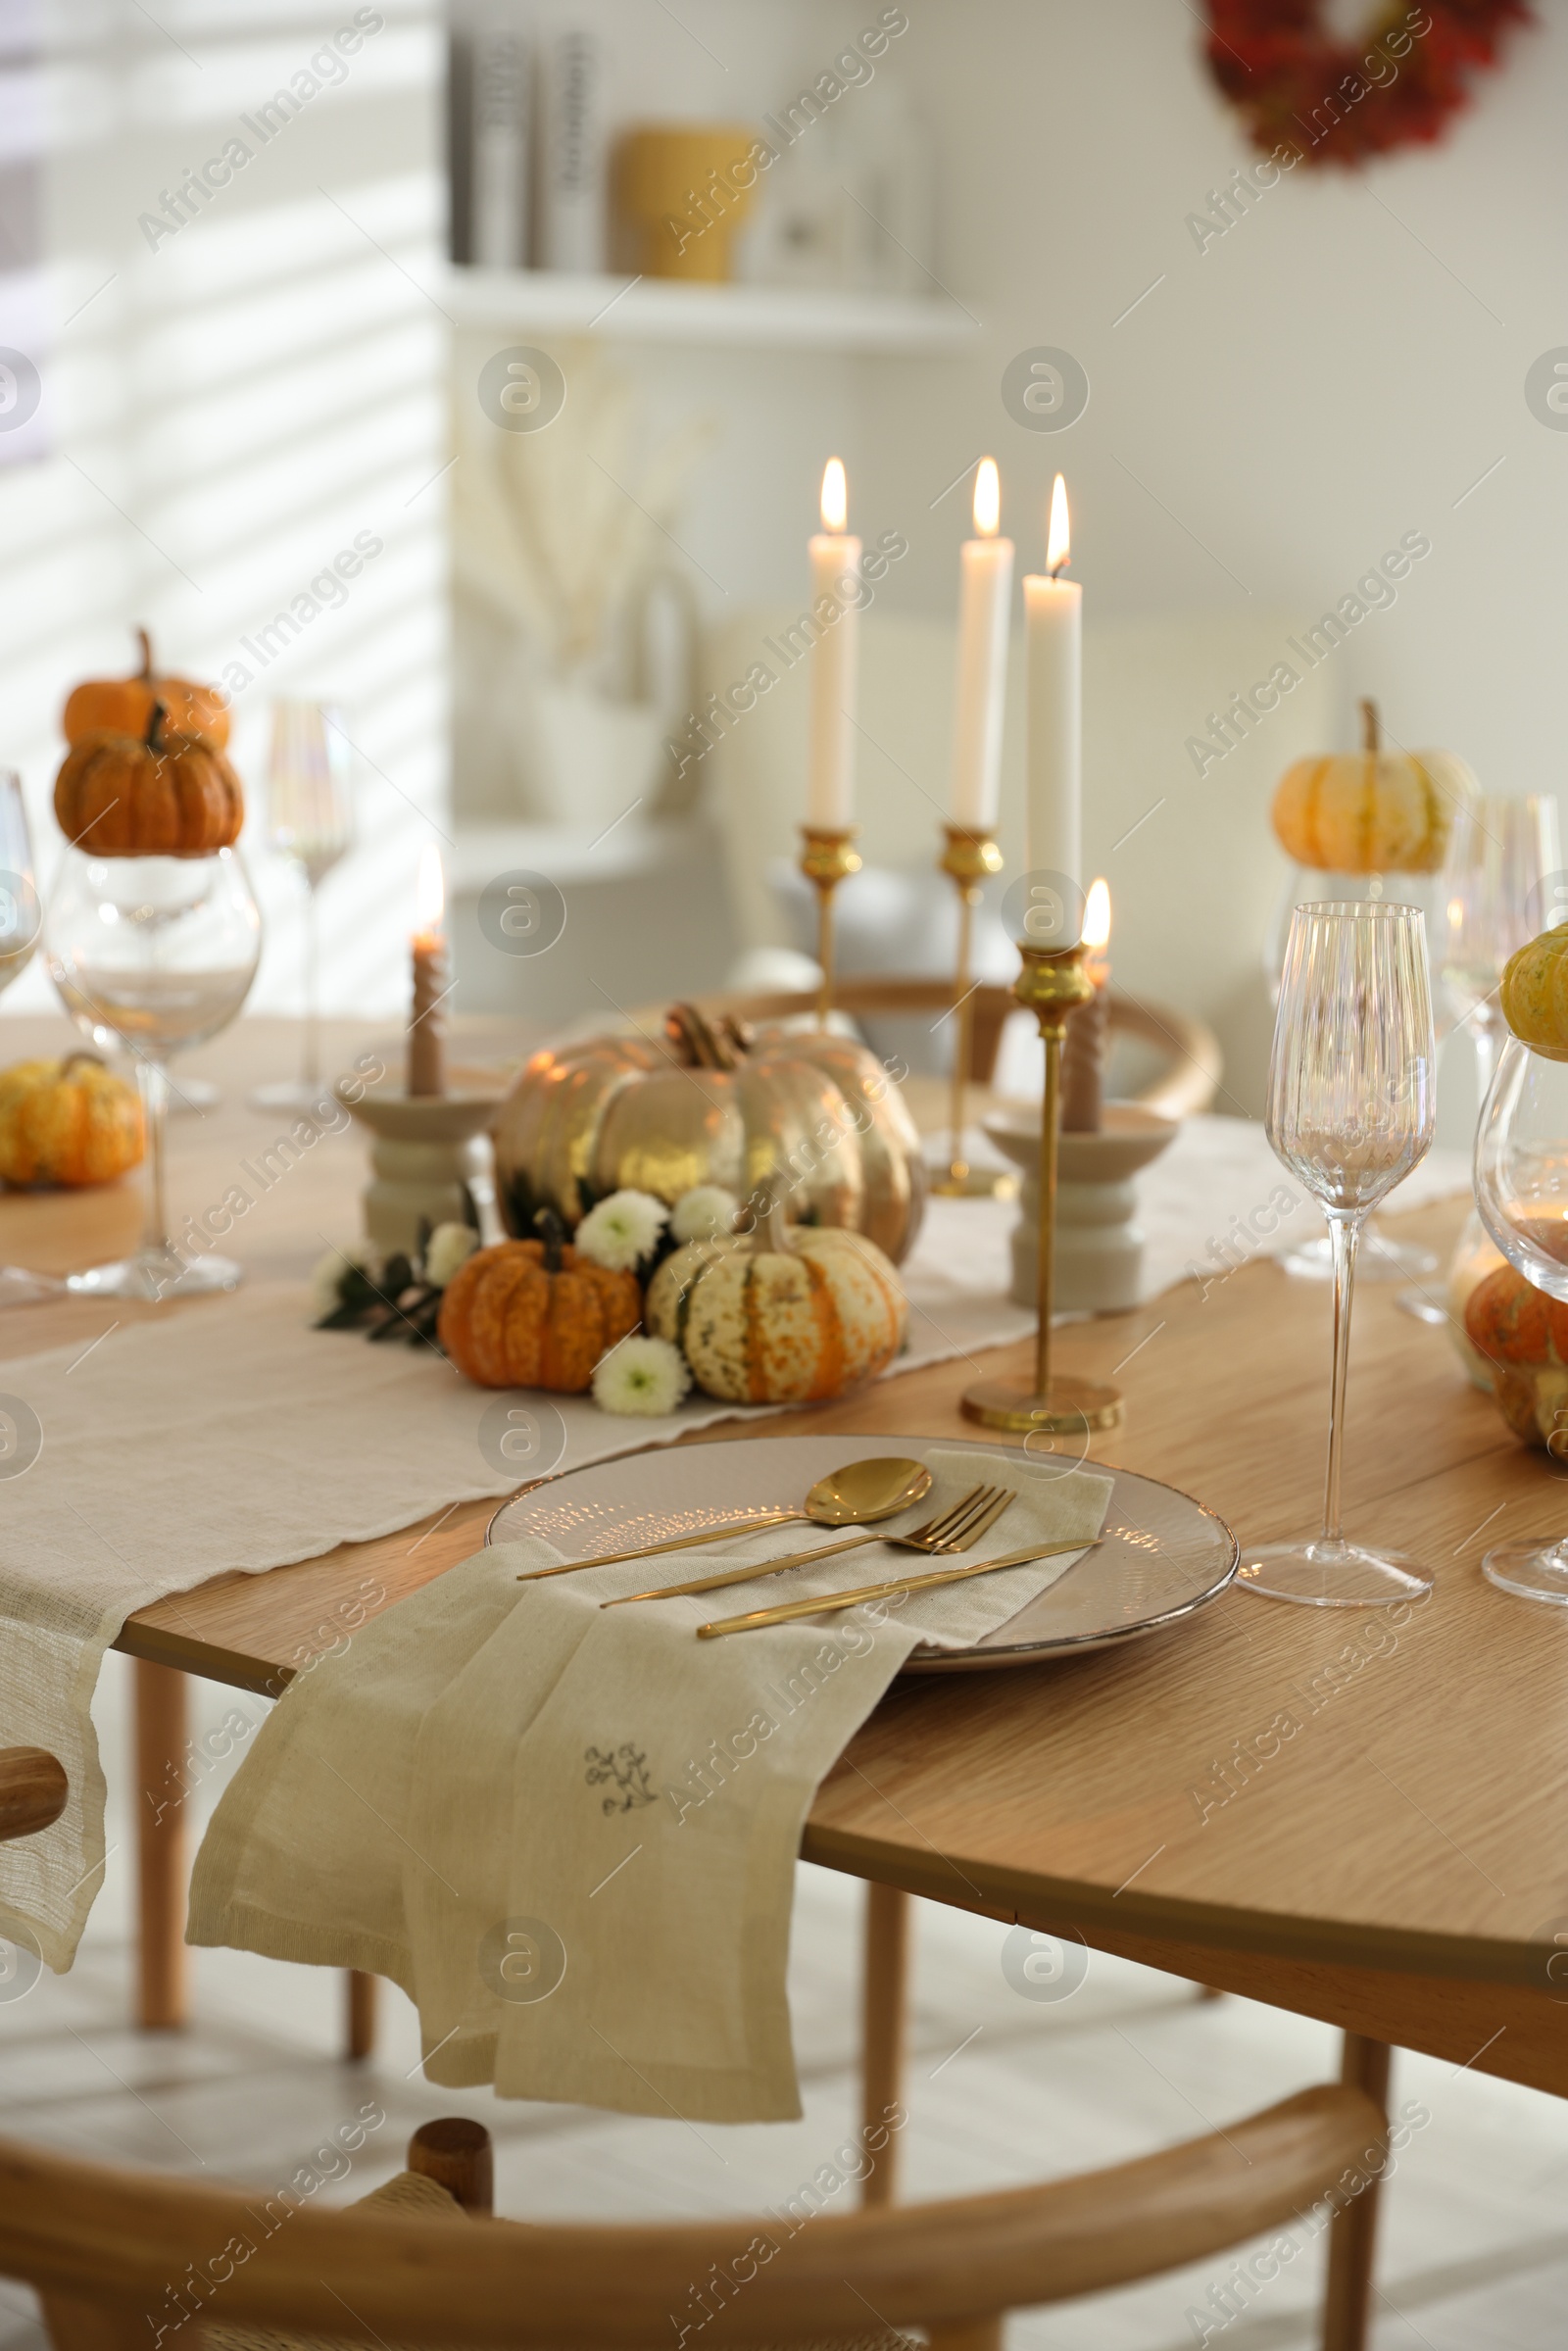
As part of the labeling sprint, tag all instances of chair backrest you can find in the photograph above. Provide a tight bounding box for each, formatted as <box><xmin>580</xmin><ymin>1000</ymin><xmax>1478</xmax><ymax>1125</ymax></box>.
<box><xmin>630</xmin><ymin>981</ymin><xmax>1222</xmax><ymax>1120</ymax></box>
<box><xmin>0</xmin><ymin>2086</ymin><xmax>1383</xmax><ymax>2350</ymax></box>
<box><xmin>0</xmin><ymin>1747</ymin><xmax>68</xmax><ymax>1844</ymax></box>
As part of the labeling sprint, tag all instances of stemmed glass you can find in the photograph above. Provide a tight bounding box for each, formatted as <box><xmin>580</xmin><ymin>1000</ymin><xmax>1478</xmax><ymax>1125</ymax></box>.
<box><xmin>1264</xmin><ymin>868</ymin><xmax>1446</xmax><ymax>1284</ymax></box>
<box><xmin>1238</xmin><ymin>903</ymin><xmax>1437</xmax><ymax>1606</ymax></box>
<box><xmin>1399</xmin><ymin>796</ymin><xmax>1567</xmax><ymax>1330</ymax></box>
<box><xmin>249</xmin><ymin>703</ymin><xmax>353</xmax><ymax>1113</ymax></box>
<box><xmin>0</xmin><ymin>770</ymin><xmax>39</xmax><ymax>1002</ymax></box>
<box><xmin>1474</xmin><ymin>1039</ymin><xmax>1568</xmax><ymax>1601</ymax></box>
<box><xmin>0</xmin><ymin>774</ymin><xmax>51</xmax><ymax>1305</ymax></box>
<box><xmin>44</xmin><ymin>848</ymin><xmax>262</xmax><ymax>1299</ymax></box>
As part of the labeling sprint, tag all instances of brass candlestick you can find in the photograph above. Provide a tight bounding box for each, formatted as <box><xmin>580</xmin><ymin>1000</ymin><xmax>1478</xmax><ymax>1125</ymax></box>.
<box><xmin>961</xmin><ymin>939</ymin><xmax>1125</xmax><ymax>1436</ymax></box>
<box><xmin>932</xmin><ymin>824</ymin><xmax>1008</xmax><ymax>1198</ymax></box>
<box><xmin>800</xmin><ymin>824</ymin><xmax>861</xmax><ymax>1027</ymax></box>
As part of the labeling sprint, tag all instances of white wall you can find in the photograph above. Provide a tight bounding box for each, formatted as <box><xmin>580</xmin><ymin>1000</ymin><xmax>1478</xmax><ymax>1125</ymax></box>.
<box><xmin>2</xmin><ymin>0</ymin><xmax>446</xmax><ymax>1021</ymax></box>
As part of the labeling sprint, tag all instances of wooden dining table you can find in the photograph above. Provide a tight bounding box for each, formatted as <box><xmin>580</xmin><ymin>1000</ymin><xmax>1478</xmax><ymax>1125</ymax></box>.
<box><xmin>3</xmin><ymin>1013</ymin><xmax>1566</xmax><ymax>2351</ymax></box>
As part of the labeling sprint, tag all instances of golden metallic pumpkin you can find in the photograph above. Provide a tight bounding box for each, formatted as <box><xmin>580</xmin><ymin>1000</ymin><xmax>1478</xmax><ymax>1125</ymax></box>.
<box><xmin>1270</xmin><ymin>700</ymin><xmax>1474</xmax><ymax>876</ymax></box>
<box><xmin>0</xmin><ymin>1053</ymin><xmax>144</xmax><ymax>1188</ymax></box>
<box><xmin>645</xmin><ymin>1208</ymin><xmax>906</xmax><ymax>1404</ymax></box>
<box><xmin>494</xmin><ymin>1004</ymin><xmax>926</xmax><ymax>1266</ymax></box>
<box><xmin>1499</xmin><ymin>923</ymin><xmax>1568</xmax><ymax>1063</ymax></box>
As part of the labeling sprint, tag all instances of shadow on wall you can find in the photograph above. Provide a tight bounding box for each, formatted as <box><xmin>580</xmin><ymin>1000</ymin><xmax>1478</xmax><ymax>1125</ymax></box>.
<box><xmin>0</xmin><ymin>3</ymin><xmax>447</xmax><ymax>1024</ymax></box>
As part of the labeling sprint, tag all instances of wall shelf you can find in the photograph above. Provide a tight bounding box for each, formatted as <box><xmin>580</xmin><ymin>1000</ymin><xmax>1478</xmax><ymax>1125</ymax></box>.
<box><xmin>447</xmin><ymin>267</ymin><xmax>979</xmax><ymax>353</ymax></box>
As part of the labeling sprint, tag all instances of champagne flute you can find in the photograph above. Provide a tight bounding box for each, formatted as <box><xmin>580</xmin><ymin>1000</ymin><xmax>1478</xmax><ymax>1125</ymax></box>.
<box><xmin>1264</xmin><ymin>868</ymin><xmax>1446</xmax><ymax>1284</ymax></box>
<box><xmin>1239</xmin><ymin>903</ymin><xmax>1436</xmax><ymax>1605</ymax></box>
<box><xmin>0</xmin><ymin>770</ymin><xmax>40</xmax><ymax>1001</ymax></box>
<box><xmin>1473</xmin><ymin>1038</ymin><xmax>1568</xmax><ymax>1600</ymax></box>
<box><xmin>249</xmin><ymin>702</ymin><xmax>353</xmax><ymax>1113</ymax></box>
<box><xmin>45</xmin><ymin>848</ymin><xmax>262</xmax><ymax>1299</ymax></box>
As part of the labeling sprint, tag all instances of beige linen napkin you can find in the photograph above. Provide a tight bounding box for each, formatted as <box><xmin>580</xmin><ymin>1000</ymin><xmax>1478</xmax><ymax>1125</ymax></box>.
<box><xmin>190</xmin><ymin>1449</ymin><xmax>1111</xmax><ymax>2121</ymax></box>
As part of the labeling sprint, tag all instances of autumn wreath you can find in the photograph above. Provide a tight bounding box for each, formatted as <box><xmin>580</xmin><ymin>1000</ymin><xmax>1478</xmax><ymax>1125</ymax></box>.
<box><xmin>1204</xmin><ymin>1</ymin><xmax>1533</xmax><ymax>169</ymax></box>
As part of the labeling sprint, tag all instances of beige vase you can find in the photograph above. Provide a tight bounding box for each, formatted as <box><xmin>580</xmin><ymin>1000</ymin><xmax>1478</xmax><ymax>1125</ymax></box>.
<box><xmin>612</xmin><ymin>124</ymin><xmax>758</xmax><ymax>281</ymax></box>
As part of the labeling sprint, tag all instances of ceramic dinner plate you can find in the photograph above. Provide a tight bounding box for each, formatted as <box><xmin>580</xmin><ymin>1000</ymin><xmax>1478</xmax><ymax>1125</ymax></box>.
<box><xmin>484</xmin><ymin>1434</ymin><xmax>1238</xmax><ymax>1673</ymax></box>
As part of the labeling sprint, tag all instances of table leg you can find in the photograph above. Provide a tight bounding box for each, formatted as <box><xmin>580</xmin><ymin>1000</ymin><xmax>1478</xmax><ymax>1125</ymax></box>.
<box><xmin>345</xmin><ymin>1969</ymin><xmax>378</xmax><ymax>2060</ymax></box>
<box><xmin>860</xmin><ymin>1881</ymin><xmax>910</xmax><ymax>2208</ymax></box>
<box><xmin>133</xmin><ymin>1659</ymin><xmax>188</xmax><ymax>2032</ymax></box>
<box><xmin>1322</xmin><ymin>2033</ymin><xmax>1393</xmax><ymax>2351</ymax></box>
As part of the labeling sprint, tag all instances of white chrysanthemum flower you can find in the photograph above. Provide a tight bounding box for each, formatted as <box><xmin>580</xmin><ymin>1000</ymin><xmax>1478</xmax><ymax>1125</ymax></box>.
<box><xmin>670</xmin><ymin>1184</ymin><xmax>740</xmax><ymax>1244</ymax></box>
<box><xmin>309</xmin><ymin>1243</ymin><xmax>371</xmax><ymax>1320</ymax></box>
<box><xmin>592</xmin><ymin>1335</ymin><xmax>691</xmax><ymax>1418</ymax></box>
<box><xmin>424</xmin><ymin>1222</ymin><xmax>478</xmax><ymax>1288</ymax></box>
<box><xmin>574</xmin><ymin>1188</ymin><xmax>669</xmax><ymax>1272</ymax></box>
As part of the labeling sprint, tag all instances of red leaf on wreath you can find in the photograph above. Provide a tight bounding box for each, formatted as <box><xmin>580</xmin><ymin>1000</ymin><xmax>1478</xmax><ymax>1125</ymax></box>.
<box><xmin>1204</xmin><ymin>1</ymin><xmax>1534</xmax><ymax>169</ymax></box>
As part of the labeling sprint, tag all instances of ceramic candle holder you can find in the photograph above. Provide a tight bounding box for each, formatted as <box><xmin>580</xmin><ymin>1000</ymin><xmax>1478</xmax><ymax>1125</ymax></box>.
<box><xmin>339</xmin><ymin>1084</ymin><xmax>505</xmax><ymax>1257</ymax></box>
<box><xmin>983</xmin><ymin>1102</ymin><xmax>1178</xmax><ymax>1314</ymax></box>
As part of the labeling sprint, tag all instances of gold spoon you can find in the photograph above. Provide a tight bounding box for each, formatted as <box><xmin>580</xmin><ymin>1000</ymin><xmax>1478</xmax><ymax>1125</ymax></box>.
<box><xmin>514</xmin><ymin>1455</ymin><xmax>933</xmax><ymax>1583</ymax></box>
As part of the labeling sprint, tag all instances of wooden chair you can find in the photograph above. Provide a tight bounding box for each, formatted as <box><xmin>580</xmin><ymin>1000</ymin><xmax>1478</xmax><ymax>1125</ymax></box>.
<box><xmin>0</xmin><ymin>2092</ymin><xmax>1386</xmax><ymax>2351</ymax></box>
<box><xmin>1</xmin><ymin>1751</ymin><xmax>1389</xmax><ymax>2351</ymax></box>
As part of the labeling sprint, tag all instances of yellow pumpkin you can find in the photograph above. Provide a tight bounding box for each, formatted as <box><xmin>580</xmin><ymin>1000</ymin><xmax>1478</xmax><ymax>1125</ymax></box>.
<box><xmin>494</xmin><ymin>1002</ymin><xmax>925</xmax><ymax>1265</ymax></box>
<box><xmin>645</xmin><ymin>1206</ymin><xmax>906</xmax><ymax>1404</ymax></box>
<box><xmin>1270</xmin><ymin>700</ymin><xmax>1474</xmax><ymax>876</ymax></box>
<box><xmin>0</xmin><ymin>1053</ymin><xmax>144</xmax><ymax>1188</ymax></box>
<box><xmin>1499</xmin><ymin>924</ymin><xmax>1568</xmax><ymax>1063</ymax></box>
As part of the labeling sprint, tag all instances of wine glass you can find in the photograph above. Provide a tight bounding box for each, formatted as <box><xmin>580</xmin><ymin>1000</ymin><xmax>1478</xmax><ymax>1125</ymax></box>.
<box><xmin>45</xmin><ymin>848</ymin><xmax>262</xmax><ymax>1299</ymax></box>
<box><xmin>1238</xmin><ymin>903</ymin><xmax>1437</xmax><ymax>1605</ymax></box>
<box><xmin>1263</xmin><ymin>867</ymin><xmax>1446</xmax><ymax>1284</ymax></box>
<box><xmin>0</xmin><ymin>770</ymin><xmax>40</xmax><ymax>1002</ymax></box>
<box><xmin>1398</xmin><ymin>793</ymin><xmax>1561</xmax><ymax>1328</ymax></box>
<box><xmin>249</xmin><ymin>702</ymin><xmax>353</xmax><ymax>1113</ymax></box>
<box><xmin>1474</xmin><ymin>1038</ymin><xmax>1568</xmax><ymax>1601</ymax></box>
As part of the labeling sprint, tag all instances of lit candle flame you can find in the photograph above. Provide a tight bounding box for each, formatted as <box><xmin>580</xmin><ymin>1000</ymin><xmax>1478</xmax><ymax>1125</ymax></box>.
<box><xmin>415</xmin><ymin>843</ymin><xmax>444</xmax><ymax>939</ymax></box>
<box><xmin>973</xmin><ymin>456</ymin><xmax>1000</xmax><ymax>539</ymax></box>
<box><xmin>1083</xmin><ymin>875</ymin><xmax>1110</xmax><ymax>953</ymax></box>
<box><xmin>820</xmin><ymin>456</ymin><xmax>848</xmax><ymax>534</ymax></box>
<box><xmin>1047</xmin><ymin>473</ymin><xmax>1071</xmax><ymax>576</ymax></box>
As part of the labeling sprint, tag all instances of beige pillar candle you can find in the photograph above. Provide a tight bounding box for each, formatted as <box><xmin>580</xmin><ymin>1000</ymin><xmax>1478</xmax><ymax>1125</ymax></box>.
<box><xmin>1061</xmin><ymin>877</ymin><xmax>1110</xmax><ymax>1133</ymax></box>
<box><xmin>408</xmin><ymin>844</ymin><xmax>447</xmax><ymax>1099</ymax></box>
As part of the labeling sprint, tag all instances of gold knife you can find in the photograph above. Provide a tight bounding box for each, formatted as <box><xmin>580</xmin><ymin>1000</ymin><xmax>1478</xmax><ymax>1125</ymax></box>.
<box><xmin>696</xmin><ymin>1539</ymin><xmax>1094</xmax><ymax>1639</ymax></box>
<box><xmin>514</xmin><ymin>1511</ymin><xmax>799</xmax><ymax>1582</ymax></box>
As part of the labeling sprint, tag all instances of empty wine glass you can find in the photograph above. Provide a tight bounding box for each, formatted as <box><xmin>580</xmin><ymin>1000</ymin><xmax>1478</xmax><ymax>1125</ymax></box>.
<box><xmin>1474</xmin><ymin>1036</ymin><xmax>1568</xmax><ymax>1601</ymax></box>
<box><xmin>0</xmin><ymin>770</ymin><xmax>40</xmax><ymax>1002</ymax></box>
<box><xmin>249</xmin><ymin>702</ymin><xmax>353</xmax><ymax>1113</ymax></box>
<box><xmin>1239</xmin><ymin>903</ymin><xmax>1437</xmax><ymax>1605</ymax></box>
<box><xmin>45</xmin><ymin>848</ymin><xmax>262</xmax><ymax>1299</ymax></box>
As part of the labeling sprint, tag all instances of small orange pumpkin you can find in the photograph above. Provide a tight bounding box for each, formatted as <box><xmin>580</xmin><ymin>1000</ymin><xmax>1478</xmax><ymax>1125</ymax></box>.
<box><xmin>54</xmin><ymin>707</ymin><xmax>244</xmax><ymax>858</ymax></box>
<box><xmin>63</xmin><ymin>628</ymin><xmax>229</xmax><ymax>750</ymax></box>
<box><xmin>0</xmin><ymin>1053</ymin><xmax>144</xmax><ymax>1188</ymax></box>
<box><xmin>1463</xmin><ymin>1263</ymin><xmax>1568</xmax><ymax>1451</ymax></box>
<box><xmin>438</xmin><ymin>1221</ymin><xmax>641</xmax><ymax>1392</ymax></box>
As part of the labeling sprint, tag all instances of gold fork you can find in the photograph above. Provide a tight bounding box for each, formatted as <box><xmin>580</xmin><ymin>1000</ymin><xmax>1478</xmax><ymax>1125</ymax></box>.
<box><xmin>600</xmin><ymin>1485</ymin><xmax>1016</xmax><ymax>1609</ymax></box>
<box><xmin>696</xmin><ymin>1537</ymin><xmax>1092</xmax><ymax>1639</ymax></box>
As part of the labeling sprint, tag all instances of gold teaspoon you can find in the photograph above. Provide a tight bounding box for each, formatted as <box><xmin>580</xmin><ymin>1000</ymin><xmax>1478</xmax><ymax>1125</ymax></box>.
<box><xmin>514</xmin><ymin>1455</ymin><xmax>933</xmax><ymax>1582</ymax></box>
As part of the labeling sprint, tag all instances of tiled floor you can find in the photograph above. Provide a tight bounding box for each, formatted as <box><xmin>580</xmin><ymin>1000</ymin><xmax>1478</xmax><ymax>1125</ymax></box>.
<box><xmin>2</xmin><ymin>1654</ymin><xmax>1565</xmax><ymax>2348</ymax></box>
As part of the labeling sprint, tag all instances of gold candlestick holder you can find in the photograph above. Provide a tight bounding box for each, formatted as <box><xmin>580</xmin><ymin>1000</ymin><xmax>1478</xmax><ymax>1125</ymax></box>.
<box><xmin>961</xmin><ymin>938</ymin><xmax>1125</xmax><ymax>1436</ymax></box>
<box><xmin>800</xmin><ymin>824</ymin><xmax>861</xmax><ymax>1028</ymax></box>
<box><xmin>932</xmin><ymin>824</ymin><xmax>1008</xmax><ymax>1198</ymax></box>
